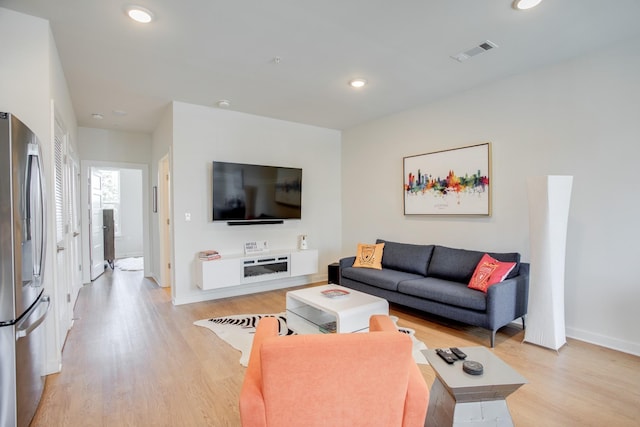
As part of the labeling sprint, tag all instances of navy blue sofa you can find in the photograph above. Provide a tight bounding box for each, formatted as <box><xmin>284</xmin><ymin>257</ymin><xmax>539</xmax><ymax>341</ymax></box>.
<box><xmin>339</xmin><ymin>239</ymin><xmax>529</xmax><ymax>347</ymax></box>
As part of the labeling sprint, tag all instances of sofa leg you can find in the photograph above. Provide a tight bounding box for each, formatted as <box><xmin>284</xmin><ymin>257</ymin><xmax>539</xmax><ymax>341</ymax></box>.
<box><xmin>490</xmin><ymin>330</ymin><xmax>496</xmax><ymax>348</ymax></box>
<box><xmin>522</xmin><ymin>316</ymin><xmax>526</xmax><ymax>330</ymax></box>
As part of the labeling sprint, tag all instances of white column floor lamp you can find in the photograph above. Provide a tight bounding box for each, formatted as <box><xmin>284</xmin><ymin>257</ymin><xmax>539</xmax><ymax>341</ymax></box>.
<box><xmin>524</xmin><ymin>175</ymin><xmax>573</xmax><ymax>351</ymax></box>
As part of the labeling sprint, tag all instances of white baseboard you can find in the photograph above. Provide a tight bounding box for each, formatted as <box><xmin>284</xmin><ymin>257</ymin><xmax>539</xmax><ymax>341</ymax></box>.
<box><xmin>44</xmin><ymin>359</ymin><xmax>62</xmax><ymax>376</ymax></box>
<box><xmin>146</xmin><ymin>273</ymin><xmax>168</xmax><ymax>288</ymax></box>
<box><xmin>566</xmin><ymin>326</ymin><xmax>640</xmax><ymax>357</ymax></box>
<box><xmin>511</xmin><ymin>318</ymin><xmax>638</xmax><ymax>356</ymax></box>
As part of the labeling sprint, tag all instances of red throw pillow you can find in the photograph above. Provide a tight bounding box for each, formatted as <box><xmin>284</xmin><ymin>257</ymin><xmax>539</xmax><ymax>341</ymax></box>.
<box><xmin>468</xmin><ymin>254</ymin><xmax>516</xmax><ymax>293</ymax></box>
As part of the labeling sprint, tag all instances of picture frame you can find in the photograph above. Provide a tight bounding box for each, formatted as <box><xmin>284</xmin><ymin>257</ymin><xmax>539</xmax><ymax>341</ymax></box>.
<box><xmin>403</xmin><ymin>142</ymin><xmax>491</xmax><ymax>216</ymax></box>
<box><xmin>244</xmin><ymin>240</ymin><xmax>269</xmax><ymax>255</ymax></box>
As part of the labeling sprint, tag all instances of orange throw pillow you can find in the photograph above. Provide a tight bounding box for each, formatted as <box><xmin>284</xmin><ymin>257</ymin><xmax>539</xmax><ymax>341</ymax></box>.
<box><xmin>352</xmin><ymin>243</ymin><xmax>385</xmax><ymax>270</ymax></box>
<box><xmin>468</xmin><ymin>253</ymin><xmax>516</xmax><ymax>293</ymax></box>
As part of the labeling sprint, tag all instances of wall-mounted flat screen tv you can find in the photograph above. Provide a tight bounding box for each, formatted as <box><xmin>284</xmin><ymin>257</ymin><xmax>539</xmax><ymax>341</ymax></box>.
<box><xmin>212</xmin><ymin>161</ymin><xmax>302</xmax><ymax>222</ymax></box>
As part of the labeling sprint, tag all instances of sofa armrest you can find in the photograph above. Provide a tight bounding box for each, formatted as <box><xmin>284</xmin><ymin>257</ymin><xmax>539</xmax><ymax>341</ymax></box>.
<box><xmin>239</xmin><ymin>317</ymin><xmax>279</xmax><ymax>427</ymax></box>
<box><xmin>340</xmin><ymin>256</ymin><xmax>356</xmax><ymax>270</ymax></box>
<box><xmin>486</xmin><ymin>263</ymin><xmax>529</xmax><ymax>329</ymax></box>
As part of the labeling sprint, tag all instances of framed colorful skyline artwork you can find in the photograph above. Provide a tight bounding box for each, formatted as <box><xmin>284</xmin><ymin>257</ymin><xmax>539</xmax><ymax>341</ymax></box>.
<box><xmin>403</xmin><ymin>142</ymin><xmax>491</xmax><ymax>216</ymax></box>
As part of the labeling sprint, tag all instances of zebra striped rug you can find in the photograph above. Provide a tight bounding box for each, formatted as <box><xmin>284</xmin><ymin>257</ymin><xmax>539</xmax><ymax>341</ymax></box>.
<box><xmin>194</xmin><ymin>313</ymin><xmax>428</xmax><ymax>367</ymax></box>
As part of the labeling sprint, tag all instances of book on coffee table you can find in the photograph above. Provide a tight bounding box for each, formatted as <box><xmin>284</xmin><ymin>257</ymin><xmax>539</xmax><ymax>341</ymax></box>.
<box><xmin>319</xmin><ymin>321</ymin><xmax>337</xmax><ymax>333</ymax></box>
<box><xmin>321</xmin><ymin>289</ymin><xmax>350</xmax><ymax>299</ymax></box>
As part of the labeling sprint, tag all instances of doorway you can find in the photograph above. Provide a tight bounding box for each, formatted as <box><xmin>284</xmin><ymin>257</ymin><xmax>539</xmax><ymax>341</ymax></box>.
<box><xmin>80</xmin><ymin>161</ymin><xmax>150</xmax><ymax>284</ymax></box>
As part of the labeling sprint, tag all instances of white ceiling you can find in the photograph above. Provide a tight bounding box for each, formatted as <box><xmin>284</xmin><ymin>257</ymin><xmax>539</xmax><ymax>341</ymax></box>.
<box><xmin>3</xmin><ymin>0</ymin><xmax>640</xmax><ymax>133</ymax></box>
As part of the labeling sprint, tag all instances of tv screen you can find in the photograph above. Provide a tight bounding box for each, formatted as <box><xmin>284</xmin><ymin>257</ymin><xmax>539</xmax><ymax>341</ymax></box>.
<box><xmin>212</xmin><ymin>161</ymin><xmax>302</xmax><ymax>222</ymax></box>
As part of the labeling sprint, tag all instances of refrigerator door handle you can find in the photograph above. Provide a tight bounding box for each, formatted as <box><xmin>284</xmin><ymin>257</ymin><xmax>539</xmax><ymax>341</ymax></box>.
<box><xmin>16</xmin><ymin>295</ymin><xmax>51</xmax><ymax>339</ymax></box>
<box><xmin>26</xmin><ymin>142</ymin><xmax>47</xmax><ymax>282</ymax></box>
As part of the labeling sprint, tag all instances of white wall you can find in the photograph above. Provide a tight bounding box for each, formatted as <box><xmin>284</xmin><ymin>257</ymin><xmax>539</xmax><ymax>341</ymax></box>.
<box><xmin>0</xmin><ymin>9</ymin><xmax>50</xmax><ymax>139</ymax></box>
<box><xmin>49</xmin><ymin>26</ymin><xmax>78</xmax><ymax>149</ymax></box>
<box><xmin>342</xmin><ymin>36</ymin><xmax>640</xmax><ymax>355</ymax></box>
<box><xmin>78</xmin><ymin>127</ymin><xmax>151</xmax><ymax>163</ymax></box>
<box><xmin>116</xmin><ymin>169</ymin><xmax>143</xmax><ymax>258</ymax></box>
<box><xmin>164</xmin><ymin>101</ymin><xmax>341</xmax><ymax>305</ymax></box>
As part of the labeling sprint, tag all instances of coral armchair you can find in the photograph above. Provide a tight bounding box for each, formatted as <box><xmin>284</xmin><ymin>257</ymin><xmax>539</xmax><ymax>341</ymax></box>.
<box><xmin>239</xmin><ymin>315</ymin><xmax>429</xmax><ymax>427</ymax></box>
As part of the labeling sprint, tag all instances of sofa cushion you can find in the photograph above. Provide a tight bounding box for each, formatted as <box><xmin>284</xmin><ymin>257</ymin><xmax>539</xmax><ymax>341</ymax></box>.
<box><xmin>376</xmin><ymin>239</ymin><xmax>434</xmax><ymax>276</ymax></box>
<box><xmin>492</xmin><ymin>252</ymin><xmax>520</xmax><ymax>279</ymax></box>
<box><xmin>468</xmin><ymin>254</ymin><xmax>516</xmax><ymax>293</ymax></box>
<box><xmin>398</xmin><ymin>277</ymin><xmax>487</xmax><ymax>311</ymax></box>
<box><xmin>427</xmin><ymin>246</ymin><xmax>521</xmax><ymax>283</ymax></box>
<box><xmin>341</xmin><ymin>266</ymin><xmax>423</xmax><ymax>292</ymax></box>
<box><xmin>467</xmin><ymin>256</ymin><xmax>497</xmax><ymax>292</ymax></box>
<box><xmin>352</xmin><ymin>243</ymin><xmax>385</xmax><ymax>270</ymax></box>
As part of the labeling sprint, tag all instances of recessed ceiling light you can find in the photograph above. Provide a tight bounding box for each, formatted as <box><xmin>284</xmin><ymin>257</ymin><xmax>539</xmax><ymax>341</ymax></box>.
<box><xmin>349</xmin><ymin>78</ymin><xmax>367</xmax><ymax>88</ymax></box>
<box><xmin>512</xmin><ymin>0</ymin><xmax>542</xmax><ymax>10</ymax></box>
<box><xmin>126</xmin><ymin>5</ymin><xmax>155</xmax><ymax>23</ymax></box>
<box><xmin>216</xmin><ymin>100</ymin><xmax>231</xmax><ymax>108</ymax></box>
<box><xmin>91</xmin><ymin>113</ymin><xmax>104</xmax><ymax>120</ymax></box>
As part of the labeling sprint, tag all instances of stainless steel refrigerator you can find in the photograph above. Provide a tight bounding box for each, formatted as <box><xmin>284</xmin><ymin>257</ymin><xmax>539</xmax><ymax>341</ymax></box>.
<box><xmin>0</xmin><ymin>112</ymin><xmax>50</xmax><ymax>427</ymax></box>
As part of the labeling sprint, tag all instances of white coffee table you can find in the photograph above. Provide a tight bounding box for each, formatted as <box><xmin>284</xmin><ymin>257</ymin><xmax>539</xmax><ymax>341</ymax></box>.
<box><xmin>286</xmin><ymin>284</ymin><xmax>389</xmax><ymax>334</ymax></box>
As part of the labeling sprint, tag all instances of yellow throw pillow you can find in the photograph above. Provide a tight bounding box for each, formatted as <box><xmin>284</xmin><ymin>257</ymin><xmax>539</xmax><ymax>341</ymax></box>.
<box><xmin>352</xmin><ymin>243</ymin><xmax>385</xmax><ymax>270</ymax></box>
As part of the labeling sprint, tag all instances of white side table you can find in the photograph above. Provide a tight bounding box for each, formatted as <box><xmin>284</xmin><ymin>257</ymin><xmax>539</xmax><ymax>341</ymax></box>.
<box><xmin>423</xmin><ymin>346</ymin><xmax>527</xmax><ymax>427</ymax></box>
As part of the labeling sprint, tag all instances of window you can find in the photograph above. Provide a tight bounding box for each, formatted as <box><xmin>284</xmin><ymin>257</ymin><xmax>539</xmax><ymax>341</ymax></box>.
<box><xmin>100</xmin><ymin>169</ymin><xmax>121</xmax><ymax>235</ymax></box>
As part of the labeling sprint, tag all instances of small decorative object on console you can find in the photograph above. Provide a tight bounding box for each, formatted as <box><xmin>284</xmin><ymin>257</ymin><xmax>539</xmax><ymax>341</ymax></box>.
<box><xmin>244</xmin><ymin>240</ymin><xmax>269</xmax><ymax>255</ymax></box>
<box><xmin>462</xmin><ymin>360</ymin><xmax>484</xmax><ymax>375</ymax></box>
<box><xmin>321</xmin><ymin>288</ymin><xmax>350</xmax><ymax>299</ymax></box>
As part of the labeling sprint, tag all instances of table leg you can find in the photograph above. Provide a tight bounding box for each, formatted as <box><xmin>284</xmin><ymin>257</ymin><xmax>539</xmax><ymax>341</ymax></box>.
<box><xmin>425</xmin><ymin>378</ymin><xmax>455</xmax><ymax>426</ymax></box>
<box><xmin>424</xmin><ymin>378</ymin><xmax>515</xmax><ymax>426</ymax></box>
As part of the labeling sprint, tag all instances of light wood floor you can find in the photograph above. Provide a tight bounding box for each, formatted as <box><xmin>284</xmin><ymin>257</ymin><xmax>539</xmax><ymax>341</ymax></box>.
<box><xmin>32</xmin><ymin>268</ymin><xmax>640</xmax><ymax>426</ymax></box>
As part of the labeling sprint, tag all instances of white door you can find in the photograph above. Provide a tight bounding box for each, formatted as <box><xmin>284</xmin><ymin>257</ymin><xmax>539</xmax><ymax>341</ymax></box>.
<box><xmin>68</xmin><ymin>152</ymin><xmax>82</xmax><ymax>304</ymax></box>
<box><xmin>89</xmin><ymin>169</ymin><xmax>105</xmax><ymax>280</ymax></box>
<box><xmin>54</xmin><ymin>116</ymin><xmax>71</xmax><ymax>348</ymax></box>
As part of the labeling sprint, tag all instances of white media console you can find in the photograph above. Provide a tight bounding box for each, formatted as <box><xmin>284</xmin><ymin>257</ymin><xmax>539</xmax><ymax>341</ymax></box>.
<box><xmin>195</xmin><ymin>249</ymin><xmax>318</xmax><ymax>291</ymax></box>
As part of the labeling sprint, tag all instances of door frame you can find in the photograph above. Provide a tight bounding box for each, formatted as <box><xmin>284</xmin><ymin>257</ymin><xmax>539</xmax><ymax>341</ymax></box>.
<box><xmin>67</xmin><ymin>149</ymin><xmax>82</xmax><ymax>304</ymax></box>
<box><xmin>88</xmin><ymin>169</ymin><xmax>104</xmax><ymax>280</ymax></box>
<box><xmin>53</xmin><ymin>111</ymin><xmax>71</xmax><ymax>357</ymax></box>
<box><xmin>158</xmin><ymin>154</ymin><xmax>172</xmax><ymax>289</ymax></box>
<box><xmin>80</xmin><ymin>160</ymin><xmax>150</xmax><ymax>283</ymax></box>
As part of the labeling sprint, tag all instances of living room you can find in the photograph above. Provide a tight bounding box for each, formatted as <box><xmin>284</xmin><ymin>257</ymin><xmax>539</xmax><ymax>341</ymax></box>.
<box><xmin>1</xmin><ymin>1</ymin><xmax>639</xmax><ymax>426</ymax></box>
<box><xmin>157</xmin><ymin>14</ymin><xmax>639</xmax><ymax>356</ymax></box>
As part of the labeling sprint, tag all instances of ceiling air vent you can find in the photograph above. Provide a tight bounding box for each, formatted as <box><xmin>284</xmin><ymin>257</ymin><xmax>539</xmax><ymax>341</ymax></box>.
<box><xmin>450</xmin><ymin>40</ymin><xmax>498</xmax><ymax>63</ymax></box>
